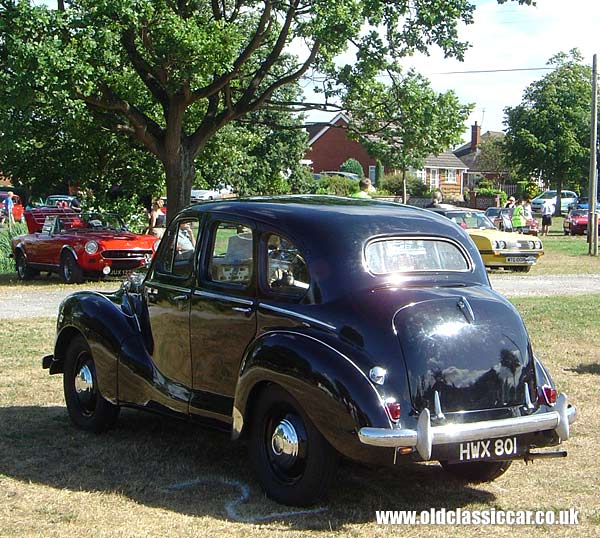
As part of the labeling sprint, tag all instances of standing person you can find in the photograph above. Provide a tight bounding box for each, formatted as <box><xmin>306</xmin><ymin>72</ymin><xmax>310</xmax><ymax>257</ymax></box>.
<box><xmin>3</xmin><ymin>191</ymin><xmax>15</xmax><ymax>230</ymax></box>
<box><xmin>504</xmin><ymin>196</ymin><xmax>516</xmax><ymax>210</ymax></box>
<box><xmin>541</xmin><ymin>198</ymin><xmax>555</xmax><ymax>236</ymax></box>
<box><xmin>425</xmin><ymin>190</ymin><xmax>443</xmax><ymax>208</ymax></box>
<box><xmin>148</xmin><ymin>197</ymin><xmax>166</xmax><ymax>237</ymax></box>
<box><xmin>523</xmin><ymin>197</ymin><xmax>533</xmax><ymax>220</ymax></box>
<box><xmin>511</xmin><ymin>198</ymin><xmax>526</xmax><ymax>232</ymax></box>
<box><xmin>351</xmin><ymin>178</ymin><xmax>372</xmax><ymax>199</ymax></box>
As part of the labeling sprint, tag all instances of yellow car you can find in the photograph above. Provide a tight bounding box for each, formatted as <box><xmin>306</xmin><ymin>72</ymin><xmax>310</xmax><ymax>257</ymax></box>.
<box><xmin>427</xmin><ymin>207</ymin><xmax>543</xmax><ymax>272</ymax></box>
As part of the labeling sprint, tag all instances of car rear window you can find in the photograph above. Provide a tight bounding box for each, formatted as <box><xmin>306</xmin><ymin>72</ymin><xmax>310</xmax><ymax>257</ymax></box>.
<box><xmin>365</xmin><ymin>238</ymin><xmax>470</xmax><ymax>274</ymax></box>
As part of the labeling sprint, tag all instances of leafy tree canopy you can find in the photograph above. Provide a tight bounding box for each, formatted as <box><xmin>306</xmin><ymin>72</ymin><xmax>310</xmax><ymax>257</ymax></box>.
<box><xmin>504</xmin><ymin>49</ymin><xmax>593</xmax><ymax>213</ymax></box>
<box><xmin>1</xmin><ymin>0</ymin><xmax>533</xmax><ymax>217</ymax></box>
<box><xmin>345</xmin><ymin>70</ymin><xmax>472</xmax><ymax>172</ymax></box>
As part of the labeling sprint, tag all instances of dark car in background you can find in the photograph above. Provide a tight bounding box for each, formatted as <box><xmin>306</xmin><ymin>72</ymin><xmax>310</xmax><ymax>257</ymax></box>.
<box><xmin>41</xmin><ymin>196</ymin><xmax>576</xmax><ymax>506</ymax></box>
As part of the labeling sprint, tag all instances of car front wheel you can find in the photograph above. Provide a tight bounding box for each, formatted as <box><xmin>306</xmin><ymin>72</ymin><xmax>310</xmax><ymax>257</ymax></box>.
<box><xmin>60</xmin><ymin>251</ymin><xmax>83</xmax><ymax>284</ymax></box>
<box><xmin>15</xmin><ymin>251</ymin><xmax>38</xmax><ymax>280</ymax></box>
<box><xmin>63</xmin><ymin>335</ymin><xmax>119</xmax><ymax>432</ymax></box>
<box><xmin>249</xmin><ymin>385</ymin><xmax>338</xmax><ymax>506</ymax></box>
<box><xmin>440</xmin><ymin>460</ymin><xmax>512</xmax><ymax>482</ymax></box>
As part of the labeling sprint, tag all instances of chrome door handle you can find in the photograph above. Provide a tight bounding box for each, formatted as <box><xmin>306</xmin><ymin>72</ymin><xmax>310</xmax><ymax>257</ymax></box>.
<box><xmin>232</xmin><ymin>306</ymin><xmax>252</xmax><ymax>313</ymax></box>
<box><xmin>173</xmin><ymin>294</ymin><xmax>189</xmax><ymax>302</ymax></box>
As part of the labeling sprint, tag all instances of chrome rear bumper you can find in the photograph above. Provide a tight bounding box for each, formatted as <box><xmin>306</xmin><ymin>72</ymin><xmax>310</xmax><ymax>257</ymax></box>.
<box><xmin>358</xmin><ymin>393</ymin><xmax>576</xmax><ymax>461</ymax></box>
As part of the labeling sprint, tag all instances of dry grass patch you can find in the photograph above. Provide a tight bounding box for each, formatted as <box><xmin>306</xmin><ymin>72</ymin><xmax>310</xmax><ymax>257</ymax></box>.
<box><xmin>0</xmin><ymin>300</ymin><xmax>598</xmax><ymax>537</ymax></box>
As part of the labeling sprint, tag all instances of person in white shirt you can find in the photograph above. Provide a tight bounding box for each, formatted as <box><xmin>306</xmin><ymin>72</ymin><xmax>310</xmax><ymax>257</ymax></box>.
<box><xmin>541</xmin><ymin>198</ymin><xmax>555</xmax><ymax>236</ymax></box>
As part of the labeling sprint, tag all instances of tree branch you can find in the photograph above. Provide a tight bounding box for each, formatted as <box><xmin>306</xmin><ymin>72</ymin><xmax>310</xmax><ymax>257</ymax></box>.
<box><xmin>76</xmin><ymin>85</ymin><xmax>164</xmax><ymax>157</ymax></box>
<box><xmin>191</xmin><ymin>1</ymin><xmax>272</xmax><ymax>103</ymax></box>
<box><xmin>121</xmin><ymin>28</ymin><xmax>170</xmax><ymax>107</ymax></box>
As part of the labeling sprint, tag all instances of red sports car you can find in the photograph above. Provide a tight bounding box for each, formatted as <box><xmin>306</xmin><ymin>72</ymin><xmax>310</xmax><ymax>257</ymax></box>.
<box><xmin>11</xmin><ymin>208</ymin><xmax>159</xmax><ymax>283</ymax></box>
<box><xmin>562</xmin><ymin>209</ymin><xmax>595</xmax><ymax>236</ymax></box>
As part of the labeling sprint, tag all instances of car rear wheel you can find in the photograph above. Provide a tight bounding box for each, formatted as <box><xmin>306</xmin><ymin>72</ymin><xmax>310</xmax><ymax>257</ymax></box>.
<box><xmin>63</xmin><ymin>335</ymin><xmax>119</xmax><ymax>432</ymax></box>
<box><xmin>15</xmin><ymin>251</ymin><xmax>38</xmax><ymax>280</ymax></box>
<box><xmin>60</xmin><ymin>251</ymin><xmax>83</xmax><ymax>284</ymax></box>
<box><xmin>249</xmin><ymin>385</ymin><xmax>338</xmax><ymax>506</ymax></box>
<box><xmin>440</xmin><ymin>460</ymin><xmax>512</xmax><ymax>482</ymax></box>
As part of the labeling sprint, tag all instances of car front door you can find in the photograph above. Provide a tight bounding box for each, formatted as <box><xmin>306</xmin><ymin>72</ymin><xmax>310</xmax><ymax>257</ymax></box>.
<box><xmin>118</xmin><ymin>216</ymin><xmax>201</xmax><ymax>415</ymax></box>
<box><xmin>189</xmin><ymin>218</ymin><xmax>257</xmax><ymax>422</ymax></box>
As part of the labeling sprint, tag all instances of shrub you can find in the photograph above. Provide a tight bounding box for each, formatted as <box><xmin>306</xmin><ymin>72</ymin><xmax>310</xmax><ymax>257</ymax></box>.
<box><xmin>0</xmin><ymin>222</ymin><xmax>29</xmax><ymax>274</ymax></box>
<box><xmin>516</xmin><ymin>180</ymin><xmax>541</xmax><ymax>199</ymax></box>
<box><xmin>316</xmin><ymin>175</ymin><xmax>360</xmax><ymax>196</ymax></box>
<box><xmin>380</xmin><ymin>172</ymin><xmax>427</xmax><ymax>197</ymax></box>
<box><xmin>340</xmin><ymin>158</ymin><xmax>365</xmax><ymax>178</ymax></box>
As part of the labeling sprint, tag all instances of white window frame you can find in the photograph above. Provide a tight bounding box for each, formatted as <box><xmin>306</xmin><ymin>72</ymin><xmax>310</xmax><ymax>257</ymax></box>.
<box><xmin>429</xmin><ymin>168</ymin><xmax>439</xmax><ymax>190</ymax></box>
<box><xmin>446</xmin><ymin>169</ymin><xmax>456</xmax><ymax>184</ymax></box>
<box><xmin>368</xmin><ymin>165</ymin><xmax>377</xmax><ymax>183</ymax></box>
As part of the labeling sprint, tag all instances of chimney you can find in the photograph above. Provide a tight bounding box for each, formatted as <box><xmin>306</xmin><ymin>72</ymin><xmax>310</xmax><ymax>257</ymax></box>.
<box><xmin>471</xmin><ymin>122</ymin><xmax>481</xmax><ymax>151</ymax></box>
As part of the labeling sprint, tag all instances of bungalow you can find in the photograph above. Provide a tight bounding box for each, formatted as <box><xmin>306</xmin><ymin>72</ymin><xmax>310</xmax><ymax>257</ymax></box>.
<box><xmin>413</xmin><ymin>152</ymin><xmax>468</xmax><ymax>199</ymax></box>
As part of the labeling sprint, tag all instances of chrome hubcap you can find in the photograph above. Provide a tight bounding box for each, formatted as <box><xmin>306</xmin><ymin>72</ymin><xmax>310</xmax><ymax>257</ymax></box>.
<box><xmin>271</xmin><ymin>418</ymin><xmax>299</xmax><ymax>469</ymax></box>
<box><xmin>74</xmin><ymin>363</ymin><xmax>95</xmax><ymax>411</ymax></box>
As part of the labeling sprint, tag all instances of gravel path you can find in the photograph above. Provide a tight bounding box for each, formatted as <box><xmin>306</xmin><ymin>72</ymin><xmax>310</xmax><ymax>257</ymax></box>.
<box><xmin>2</xmin><ymin>273</ymin><xmax>598</xmax><ymax>320</ymax></box>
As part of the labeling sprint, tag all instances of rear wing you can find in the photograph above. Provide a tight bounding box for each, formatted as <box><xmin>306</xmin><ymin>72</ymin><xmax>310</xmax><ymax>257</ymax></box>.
<box><xmin>24</xmin><ymin>208</ymin><xmax>77</xmax><ymax>233</ymax></box>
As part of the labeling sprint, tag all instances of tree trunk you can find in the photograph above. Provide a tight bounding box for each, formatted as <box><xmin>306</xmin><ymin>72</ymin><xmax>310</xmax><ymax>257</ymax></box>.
<box><xmin>163</xmin><ymin>145</ymin><xmax>195</xmax><ymax>224</ymax></box>
<box><xmin>555</xmin><ymin>178</ymin><xmax>563</xmax><ymax>217</ymax></box>
<box><xmin>402</xmin><ymin>168</ymin><xmax>407</xmax><ymax>204</ymax></box>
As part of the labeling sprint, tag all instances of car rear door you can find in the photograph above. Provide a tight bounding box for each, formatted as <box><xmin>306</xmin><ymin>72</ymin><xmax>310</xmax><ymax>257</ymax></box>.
<box><xmin>189</xmin><ymin>217</ymin><xmax>258</xmax><ymax>421</ymax></box>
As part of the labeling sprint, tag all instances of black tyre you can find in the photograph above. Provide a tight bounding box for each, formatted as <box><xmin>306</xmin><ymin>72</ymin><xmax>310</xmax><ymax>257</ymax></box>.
<box><xmin>249</xmin><ymin>385</ymin><xmax>338</xmax><ymax>506</ymax></box>
<box><xmin>15</xmin><ymin>251</ymin><xmax>38</xmax><ymax>280</ymax></box>
<box><xmin>511</xmin><ymin>266</ymin><xmax>531</xmax><ymax>273</ymax></box>
<box><xmin>440</xmin><ymin>460</ymin><xmax>512</xmax><ymax>482</ymax></box>
<box><xmin>63</xmin><ymin>335</ymin><xmax>119</xmax><ymax>432</ymax></box>
<box><xmin>60</xmin><ymin>251</ymin><xmax>83</xmax><ymax>284</ymax></box>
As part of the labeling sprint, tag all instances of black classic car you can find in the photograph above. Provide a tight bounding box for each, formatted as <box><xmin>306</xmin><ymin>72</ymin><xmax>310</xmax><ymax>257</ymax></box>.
<box><xmin>42</xmin><ymin>196</ymin><xmax>576</xmax><ymax>506</ymax></box>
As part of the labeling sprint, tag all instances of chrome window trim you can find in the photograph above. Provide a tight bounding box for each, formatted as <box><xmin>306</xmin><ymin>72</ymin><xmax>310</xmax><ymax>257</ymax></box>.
<box><xmin>258</xmin><ymin>303</ymin><xmax>336</xmax><ymax>331</ymax></box>
<box><xmin>194</xmin><ymin>289</ymin><xmax>254</xmax><ymax>306</ymax></box>
<box><xmin>363</xmin><ymin>235</ymin><xmax>474</xmax><ymax>276</ymax></box>
<box><xmin>146</xmin><ymin>281</ymin><xmax>191</xmax><ymax>294</ymax></box>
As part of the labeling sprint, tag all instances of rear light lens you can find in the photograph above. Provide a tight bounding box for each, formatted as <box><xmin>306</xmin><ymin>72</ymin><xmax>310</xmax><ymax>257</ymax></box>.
<box><xmin>538</xmin><ymin>385</ymin><xmax>557</xmax><ymax>406</ymax></box>
<box><xmin>385</xmin><ymin>401</ymin><xmax>401</xmax><ymax>422</ymax></box>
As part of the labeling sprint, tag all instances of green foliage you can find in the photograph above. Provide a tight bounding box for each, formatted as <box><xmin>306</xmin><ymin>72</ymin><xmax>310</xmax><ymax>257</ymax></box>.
<box><xmin>1</xmin><ymin>0</ymin><xmax>533</xmax><ymax>218</ymax></box>
<box><xmin>315</xmin><ymin>175</ymin><xmax>359</xmax><ymax>197</ymax></box>
<box><xmin>476</xmin><ymin>137</ymin><xmax>512</xmax><ymax>181</ymax></box>
<box><xmin>380</xmin><ymin>172</ymin><xmax>426</xmax><ymax>196</ymax></box>
<box><xmin>340</xmin><ymin>158</ymin><xmax>365</xmax><ymax>177</ymax></box>
<box><xmin>0</xmin><ymin>223</ymin><xmax>29</xmax><ymax>274</ymax></box>
<box><xmin>344</xmin><ymin>70</ymin><xmax>472</xmax><ymax>172</ymax></box>
<box><xmin>375</xmin><ymin>160</ymin><xmax>385</xmax><ymax>184</ymax></box>
<box><xmin>504</xmin><ymin>50</ymin><xmax>592</xmax><ymax>196</ymax></box>
<box><xmin>477</xmin><ymin>187</ymin><xmax>506</xmax><ymax>206</ymax></box>
<box><xmin>516</xmin><ymin>180</ymin><xmax>542</xmax><ymax>199</ymax></box>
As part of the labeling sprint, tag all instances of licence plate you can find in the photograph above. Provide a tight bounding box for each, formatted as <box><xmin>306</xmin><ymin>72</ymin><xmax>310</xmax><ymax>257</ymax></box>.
<box><xmin>506</xmin><ymin>256</ymin><xmax>536</xmax><ymax>264</ymax></box>
<box><xmin>458</xmin><ymin>437</ymin><xmax>518</xmax><ymax>461</ymax></box>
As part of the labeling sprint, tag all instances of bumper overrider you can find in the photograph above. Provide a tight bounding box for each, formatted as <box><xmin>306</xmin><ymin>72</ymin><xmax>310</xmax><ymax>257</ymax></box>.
<box><xmin>358</xmin><ymin>393</ymin><xmax>577</xmax><ymax>461</ymax></box>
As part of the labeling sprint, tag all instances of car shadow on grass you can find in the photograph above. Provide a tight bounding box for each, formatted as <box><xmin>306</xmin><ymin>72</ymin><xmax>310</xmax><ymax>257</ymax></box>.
<box><xmin>567</xmin><ymin>363</ymin><xmax>600</xmax><ymax>375</ymax></box>
<box><xmin>0</xmin><ymin>405</ymin><xmax>496</xmax><ymax>529</ymax></box>
<box><xmin>0</xmin><ymin>272</ymin><xmax>122</xmax><ymax>289</ymax></box>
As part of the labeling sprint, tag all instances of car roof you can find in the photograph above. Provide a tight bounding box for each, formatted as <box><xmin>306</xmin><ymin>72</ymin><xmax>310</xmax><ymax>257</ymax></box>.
<box><xmin>178</xmin><ymin>196</ymin><xmax>489</xmax><ymax>298</ymax></box>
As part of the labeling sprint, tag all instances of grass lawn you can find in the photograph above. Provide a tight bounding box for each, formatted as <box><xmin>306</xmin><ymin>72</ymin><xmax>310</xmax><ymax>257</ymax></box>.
<box><xmin>0</xmin><ymin>296</ymin><xmax>598</xmax><ymax>536</ymax></box>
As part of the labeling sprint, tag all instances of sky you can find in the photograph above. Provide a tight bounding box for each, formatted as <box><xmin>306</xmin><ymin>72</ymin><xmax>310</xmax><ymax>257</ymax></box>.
<box><xmin>304</xmin><ymin>0</ymin><xmax>600</xmax><ymax>146</ymax></box>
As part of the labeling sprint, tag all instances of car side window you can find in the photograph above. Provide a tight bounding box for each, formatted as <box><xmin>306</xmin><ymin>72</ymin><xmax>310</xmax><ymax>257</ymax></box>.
<box><xmin>155</xmin><ymin>219</ymin><xmax>200</xmax><ymax>278</ymax></box>
<box><xmin>208</xmin><ymin>222</ymin><xmax>254</xmax><ymax>286</ymax></box>
<box><xmin>266</xmin><ymin>233</ymin><xmax>310</xmax><ymax>295</ymax></box>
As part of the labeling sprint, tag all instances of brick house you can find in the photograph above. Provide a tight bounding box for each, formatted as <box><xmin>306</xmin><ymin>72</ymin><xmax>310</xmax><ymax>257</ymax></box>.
<box><xmin>305</xmin><ymin>113</ymin><xmax>379</xmax><ymax>181</ymax></box>
<box><xmin>413</xmin><ymin>152</ymin><xmax>468</xmax><ymax>199</ymax></box>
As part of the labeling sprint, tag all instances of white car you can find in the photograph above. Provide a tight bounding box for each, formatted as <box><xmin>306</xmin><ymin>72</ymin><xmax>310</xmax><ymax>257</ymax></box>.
<box><xmin>531</xmin><ymin>190</ymin><xmax>578</xmax><ymax>214</ymax></box>
<box><xmin>190</xmin><ymin>188</ymin><xmax>221</xmax><ymax>202</ymax></box>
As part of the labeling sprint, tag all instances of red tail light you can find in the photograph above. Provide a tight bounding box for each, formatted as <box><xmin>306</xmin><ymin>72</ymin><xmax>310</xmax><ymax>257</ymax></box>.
<box><xmin>538</xmin><ymin>385</ymin><xmax>557</xmax><ymax>406</ymax></box>
<box><xmin>385</xmin><ymin>401</ymin><xmax>401</xmax><ymax>421</ymax></box>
